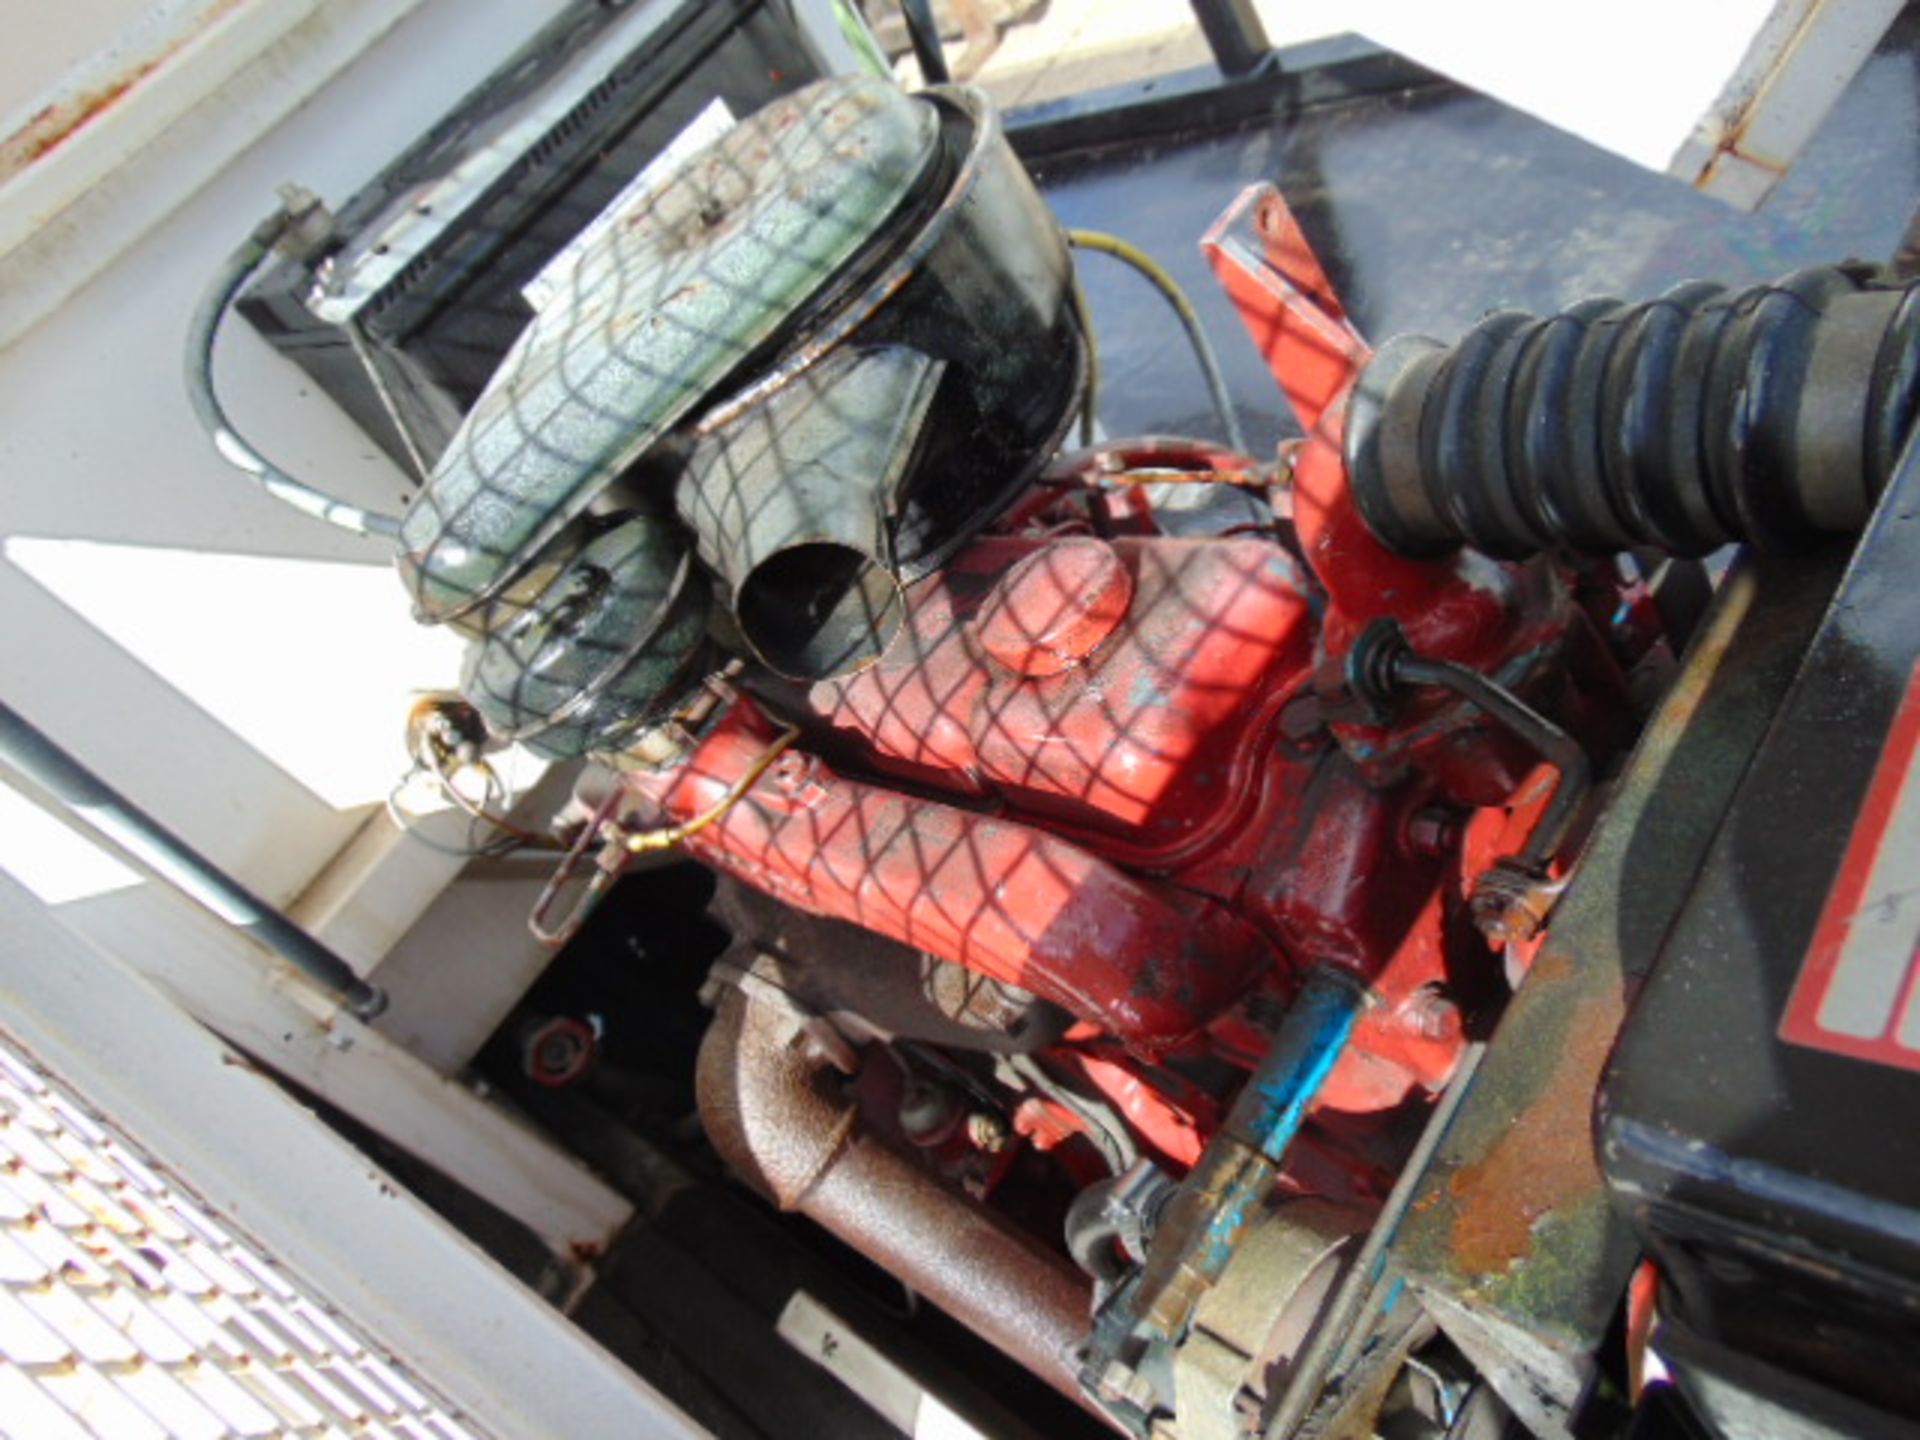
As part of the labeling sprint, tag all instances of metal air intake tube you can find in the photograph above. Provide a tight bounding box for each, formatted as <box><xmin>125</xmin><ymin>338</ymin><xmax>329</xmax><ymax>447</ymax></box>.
<box><xmin>678</xmin><ymin>346</ymin><xmax>941</xmax><ymax>681</ymax></box>
<box><xmin>1345</xmin><ymin>264</ymin><xmax>1920</xmax><ymax>559</ymax></box>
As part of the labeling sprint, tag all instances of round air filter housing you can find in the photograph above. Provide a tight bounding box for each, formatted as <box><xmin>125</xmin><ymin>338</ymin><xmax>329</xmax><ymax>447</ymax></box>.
<box><xmin>399</xmin><ymin>76</ymin><xmax>1082</xmax><ymax>751</ymax></box>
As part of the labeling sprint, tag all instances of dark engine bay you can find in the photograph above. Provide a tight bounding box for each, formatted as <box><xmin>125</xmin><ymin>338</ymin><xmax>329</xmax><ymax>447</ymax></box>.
<box><xmin>196</xmin><ymin>66</ymin><xmax>1920</xmax><ymax>1440</ymax></box>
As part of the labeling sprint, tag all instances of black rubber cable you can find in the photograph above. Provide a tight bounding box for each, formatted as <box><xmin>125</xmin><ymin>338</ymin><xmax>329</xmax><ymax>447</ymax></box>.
<box><xmin>185</xmin><ymin>207</ymin><xmax>404</xmax><ymax>542</ymax></box>
<box><xmin>898</xmin><ymin>0</ymin><xmax>951</xmax><ymax>83</ymax></box>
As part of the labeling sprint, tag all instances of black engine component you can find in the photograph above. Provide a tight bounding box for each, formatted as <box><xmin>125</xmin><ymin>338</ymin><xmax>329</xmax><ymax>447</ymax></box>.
<box><xmin>707</xmin><ymin>878</ymin><xmax>1072</xmax><ymax>1055</ymax></box>
<box><xmin>1601</xmin><ymin>430</ymin><xmax>1920</xmax><ymax>1436</ymax></box>
<box><xmin>1347</xmin><ymin>264</ymin><xmax>1920</xmax><ymax>558</ymax></box>
<box><xmin>237</xmin><ymin>0</ymin><xmax>824</xmax><ymax>470</ymax></box>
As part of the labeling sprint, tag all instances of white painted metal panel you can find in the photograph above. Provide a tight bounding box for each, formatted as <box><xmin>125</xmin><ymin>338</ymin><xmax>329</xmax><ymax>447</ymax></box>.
<box><xmin>1251</xmin><ymin>0</ymin><xmax>1900</xmax><ymax>209</ymax></box>
<box><xmin>28</xmin><ymin>874</ymin><xmax>635</xmax><ymax>1262</ymax></box>
<box><xmin>0</xmin><ymin>872</ymin><xmax>696</xmax><ymax>1440</ymax></box>
<box><xmin>0</xmin><ymin>0</ymin><xmax>572</xmax><ymax>994</ymax></box>
<box><xmin>0</xmin><ymin>1032</ymin><xmax>495</xmax><ymax>1440</ymax></box>
<box><xmin>1667</xmin><ymin>0</ymin><xmax>1907</xmax><ymax>208</ymax></box>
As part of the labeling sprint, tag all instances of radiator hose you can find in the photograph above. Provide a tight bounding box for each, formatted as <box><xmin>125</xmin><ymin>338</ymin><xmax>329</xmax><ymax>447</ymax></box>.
<box><xmin>1346</xmin><ymin>263</ymin><xmax>1920</xmax><ymax>559</ymax></box>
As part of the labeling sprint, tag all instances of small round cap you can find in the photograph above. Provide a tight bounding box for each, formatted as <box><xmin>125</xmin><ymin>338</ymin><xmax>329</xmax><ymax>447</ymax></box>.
<box><xmin>975</xmin><ymin>538</ymin><xmax>1133</xmax><ymax>677</ymax></box>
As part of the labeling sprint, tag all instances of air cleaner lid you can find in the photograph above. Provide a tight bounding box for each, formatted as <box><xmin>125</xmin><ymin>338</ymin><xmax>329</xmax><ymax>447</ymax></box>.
<box><xmin>398</xmin><ymin>76</ymin><xmax>940</xmax><ymax>622</ymax></box>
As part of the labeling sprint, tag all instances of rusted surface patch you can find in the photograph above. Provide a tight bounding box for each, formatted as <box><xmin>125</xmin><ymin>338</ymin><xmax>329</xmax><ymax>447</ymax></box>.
<box><xmin>1393</xmin><ymin>915</ymin><xmax>1639</xmax><ymax>1349</ymax></box>
<box><xmin>1386</xmin><ymin>554</ymin><xmax>1845</xmax><ymax>1427</ymax></box>
<box><xmin>1445</xmin><ymin>971</ymin><xmax>1624</xmax><ymax>1278</ymax></box>
<box><xmin>0</xmin><ymin>0</ymin><xmax>248</xmax><ymax>185</ymax></box>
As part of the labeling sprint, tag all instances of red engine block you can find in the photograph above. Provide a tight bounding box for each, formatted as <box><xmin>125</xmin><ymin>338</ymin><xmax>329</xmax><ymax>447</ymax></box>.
<box><xmin>629</xmin><ymin>499</ymin><xmax>1522</xmax><ymax>1136</ymax></box>
<box><xmin>621</xmin><ymin>183</ymin><xmax>1640</xmax><ymax>1176</ymax></box>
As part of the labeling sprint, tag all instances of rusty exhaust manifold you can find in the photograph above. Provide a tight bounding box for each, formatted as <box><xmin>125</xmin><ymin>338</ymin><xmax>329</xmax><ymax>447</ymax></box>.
<box><xmin>696</xmin><ymin>987</ymin><xmax>1093</xmax><ymax>1403</ymax></box>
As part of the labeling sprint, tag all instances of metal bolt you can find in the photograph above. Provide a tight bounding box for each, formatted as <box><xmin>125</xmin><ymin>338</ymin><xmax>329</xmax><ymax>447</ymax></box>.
<box><xmin>898</xmin><ymin>1080</ymin><xmax>961</xmax><ymax>1145</ymax></box>
<box><xmin>521</xmin><ymin>1016</ymin><xmax>596</xmax><ymax>1087</ymax></box>
<box><xmin>966</xmin><ymin>1111</ymin><xmax>1011</xmax><ymax>1153</ymax></box>
<box><xmin>1470</xmin><ymin>859</ymin><xmax>1559</xmax><ymax>943</ymax></box>
<box><xmin>1402</xmin><ymin>986</ymin><xmax>1459</xmax><ymax>1041</ymax></box>
<box><xmin>1405</xmin><ymin>805</ymin><xmax>1463</xmax><ymax>859</ymax></box>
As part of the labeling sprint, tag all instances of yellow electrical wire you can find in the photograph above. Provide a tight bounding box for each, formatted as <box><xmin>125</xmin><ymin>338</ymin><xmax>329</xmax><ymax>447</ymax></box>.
<box><xmin>621</xmin><ymin>724</ymin><xmax>799</xmax><ymax>854</ymax></box>
<box><xmin>1069</xmin><ymin>273</ymin><xmax>1101</xmax><ymax>445</ymax></box>
<box><xmin>528</xmin><ymin>724</ymin><xmax>800</xmax><ymax>946</ymax></box>
<box><xmin>1067</xmin><ymin>227</ymin><xmax>1249</xmax><ymax>456</ymax></box>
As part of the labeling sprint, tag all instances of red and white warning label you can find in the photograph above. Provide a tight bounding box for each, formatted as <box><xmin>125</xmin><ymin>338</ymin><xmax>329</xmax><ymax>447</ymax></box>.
<box><xmin>1782</xmin><ymin>663</ymin><xmax>1920</xmax><ymax>1072</ymax></box>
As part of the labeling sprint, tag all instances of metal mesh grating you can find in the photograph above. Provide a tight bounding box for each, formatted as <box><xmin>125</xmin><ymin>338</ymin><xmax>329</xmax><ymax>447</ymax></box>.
<box><xmin>0</xmin><ymin>1036</ymin><xmax>494</xmax><ymax>1440</ymax></box>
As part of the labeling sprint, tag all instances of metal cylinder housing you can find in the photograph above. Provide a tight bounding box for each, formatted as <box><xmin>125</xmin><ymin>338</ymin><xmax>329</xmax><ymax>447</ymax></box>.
<box><xmin>394</xmin><ymin>74</ymin><xmax>1083</xmax><ymax>738</ymax></box>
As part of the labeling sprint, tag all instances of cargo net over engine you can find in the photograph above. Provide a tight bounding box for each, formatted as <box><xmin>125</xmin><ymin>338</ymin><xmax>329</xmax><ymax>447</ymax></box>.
<box><xmin>356</xmin><ymin>75</ymin><xmax>1918</xmax><ymax>1440</ymax></box>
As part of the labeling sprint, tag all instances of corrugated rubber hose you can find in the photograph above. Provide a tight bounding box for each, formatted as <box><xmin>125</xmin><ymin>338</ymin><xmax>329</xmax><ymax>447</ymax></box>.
<box><xmin>1346</xmin><ymin>263</ymin><xmax>1920</xmax><ymax>558</ymax></box>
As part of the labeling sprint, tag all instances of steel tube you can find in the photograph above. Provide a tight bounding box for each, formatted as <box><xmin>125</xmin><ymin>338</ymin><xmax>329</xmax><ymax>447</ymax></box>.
<box><xmin>1261</xmin><ymin>1042</ymin><xmax>1488</xmax><ymax>1440</ymax></box>
<box><xmin>1390</xmin><ymin>654</ymin><xmax>1591</xmax><ymax>864</ymax></box>
<box><xmin>0</xmin><ymin>700</ymin><xmax>387</xmax><ymax>1018</ymax></box>
<box><xmin>1078</xmin><ymin>969</ymin><xmax>1366</xmax><ymax>1428</ymax></box>
<box><xmin>1189</xmin><ymin>0</ymin><xmax>1273</xmax><ymax>77</ymax></box>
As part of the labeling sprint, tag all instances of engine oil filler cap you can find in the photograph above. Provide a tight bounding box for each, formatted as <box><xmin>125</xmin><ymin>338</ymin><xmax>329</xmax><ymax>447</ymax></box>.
<box><xmin>975</xmin><ymin>537</ymin><xmax>1133</xmax><ymax>677</ymax></box>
